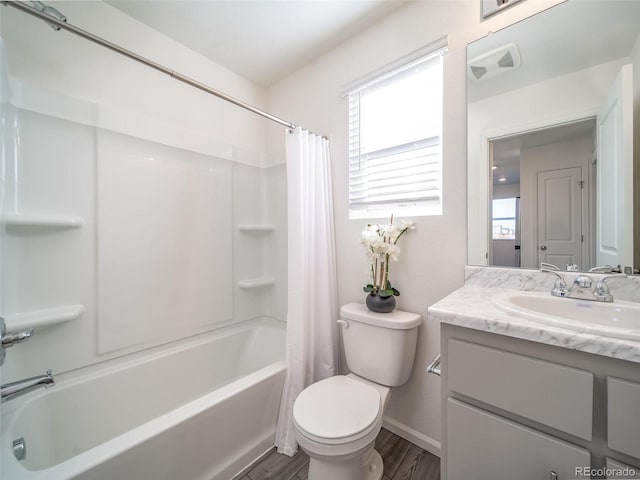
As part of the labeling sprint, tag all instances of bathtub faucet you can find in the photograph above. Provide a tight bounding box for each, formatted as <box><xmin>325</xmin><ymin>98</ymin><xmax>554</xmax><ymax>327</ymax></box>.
<box><xmin>1</xmin><ymin>370</ymin><xmax>55</xmax><ymax>403</ymax></box>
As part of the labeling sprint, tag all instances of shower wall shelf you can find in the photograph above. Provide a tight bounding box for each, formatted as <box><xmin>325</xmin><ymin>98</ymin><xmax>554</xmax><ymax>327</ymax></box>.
<box><xmin>3</xmin><ymin>213</ymin><xmax>85</xmax><ymax>228</ymax></box>
<box><xmin>237</xmin><ymin>224</ymin><xmax>275</xmax><ymax>233</ymax></box>
<box><xmin>238</xmin><ymin>277</ymin><xmax>275</xmax><ymax>289</ymax></box>
<box><xmin>4</xmin><ymin>304</ymin><xmax>85</xmax><ymax>330</ymax></box>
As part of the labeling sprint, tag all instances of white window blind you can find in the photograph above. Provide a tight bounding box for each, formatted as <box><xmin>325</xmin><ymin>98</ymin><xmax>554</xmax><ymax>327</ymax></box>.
<box><xmin>348</xmin><ymin>49</ymin><xmax>444</xmax><ymax>219</ymax></box>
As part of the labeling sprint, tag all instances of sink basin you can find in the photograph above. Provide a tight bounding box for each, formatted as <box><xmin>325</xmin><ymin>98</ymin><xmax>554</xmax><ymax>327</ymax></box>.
<box><xmin>492</xmin><ymin>291</ymin><xmax>640</xmax><ymax>341</ymax></box>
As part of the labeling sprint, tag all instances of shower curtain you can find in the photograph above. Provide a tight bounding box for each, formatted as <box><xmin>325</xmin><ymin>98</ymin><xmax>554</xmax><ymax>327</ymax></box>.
<box><xmin>275</xmin><ymin>127</ymin><xmax>338</xmax><ymax>456</ymax></box>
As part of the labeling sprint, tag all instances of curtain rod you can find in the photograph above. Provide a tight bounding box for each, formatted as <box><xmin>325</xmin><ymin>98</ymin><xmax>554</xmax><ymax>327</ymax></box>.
<box><xmin>2</xmin><ymin>0</ymin><xmax>298</xmax><ymax>130</ymax></box>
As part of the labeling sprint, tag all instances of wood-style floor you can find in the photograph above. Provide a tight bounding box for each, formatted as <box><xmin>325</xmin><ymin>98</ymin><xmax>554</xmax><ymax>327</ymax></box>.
<box><xmin>237</xmin><ymin>428</ymin><xmax>440</xmax><ymax>480</ymax></box>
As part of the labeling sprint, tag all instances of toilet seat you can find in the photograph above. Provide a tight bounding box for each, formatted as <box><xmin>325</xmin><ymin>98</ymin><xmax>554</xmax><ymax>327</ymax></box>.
<box><xmin>293</xmin><ymin>375</ymin><xmax>381</xmax><ymax>445</ymax></box>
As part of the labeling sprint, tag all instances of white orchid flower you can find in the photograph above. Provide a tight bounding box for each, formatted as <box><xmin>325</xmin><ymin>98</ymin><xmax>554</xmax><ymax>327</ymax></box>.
<box><xmin>401</xmin><ymin>219</ymin><xmax>416</xmax><ymax>230</ymax></box>
<box><xmin>387</xmin><ymin>244</ymin><xmax>401</xmax><ymax>261</ymax></box>
<box><xmin>361</xmin><ymin>215</ymin><xmax>415</xmax><ymax>294</ymax></box>
<box><xmin>360</xmin><ymin>229</ymin><xmax>379</xmax><ymax>246</ymax></box>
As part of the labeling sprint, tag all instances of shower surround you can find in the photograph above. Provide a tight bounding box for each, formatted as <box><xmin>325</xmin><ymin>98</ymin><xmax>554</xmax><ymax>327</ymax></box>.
<box><xmin>2</xmin><ymin>80</ymin><xmax>286</xmax><ymax>376</ymax></box>
<box><xmin>1</xmin><ymin>3</ymin><xmax>287</xmax><ymax>476</ymax></box>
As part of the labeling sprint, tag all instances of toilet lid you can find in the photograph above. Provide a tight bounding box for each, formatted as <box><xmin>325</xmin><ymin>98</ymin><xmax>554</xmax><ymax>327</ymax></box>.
<box><xmin>293</xmin><ymin>376</ymin><xmax>380</xmax><ymax>440</ymax></box>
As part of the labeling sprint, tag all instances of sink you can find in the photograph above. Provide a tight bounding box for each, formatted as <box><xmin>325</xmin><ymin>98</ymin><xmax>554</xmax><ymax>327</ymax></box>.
<box><xmin>492</xmin><ymin>291</ymin><xmax>640</xmax><ymax>341</ymax></box>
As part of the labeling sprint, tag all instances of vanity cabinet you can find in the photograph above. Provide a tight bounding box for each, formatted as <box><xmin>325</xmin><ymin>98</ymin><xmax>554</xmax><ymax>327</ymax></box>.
<box><xmin>441</xmin><ymin>324</ymin><xmax>640</xmax><ymax>480</ymax></box>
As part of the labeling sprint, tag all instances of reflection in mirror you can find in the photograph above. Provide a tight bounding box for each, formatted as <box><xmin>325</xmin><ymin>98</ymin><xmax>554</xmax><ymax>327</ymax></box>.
<box><xmin>467</xmin><ymin>0</ymin><xmax>640</xmax><ymax>274</ymax></box>
<box><xmin>490</xmin><ymin>119</ymin><xmax>596</xmax><ymax>269</ymax></box>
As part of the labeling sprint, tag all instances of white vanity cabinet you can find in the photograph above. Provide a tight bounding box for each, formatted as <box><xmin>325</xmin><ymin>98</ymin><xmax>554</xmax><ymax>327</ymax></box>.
<box><xmin>440</xmin><ymin>324</ymin><xmax>640</xmax><ymax>480</ymax></box>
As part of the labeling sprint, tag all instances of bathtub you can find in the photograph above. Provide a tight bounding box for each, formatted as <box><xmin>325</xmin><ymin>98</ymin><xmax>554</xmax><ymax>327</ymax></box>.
<box><xmin>1</xmin><ymin>318</ymin><xmax>286</xmax><ymax>480</ymax></box>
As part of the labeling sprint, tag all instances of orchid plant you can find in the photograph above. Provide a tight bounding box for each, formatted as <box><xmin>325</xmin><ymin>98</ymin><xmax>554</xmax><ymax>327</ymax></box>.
<box><xmin>361</xmin><ymin>215</ymin><xmax>415</xmax><ymax>298</ymax></box>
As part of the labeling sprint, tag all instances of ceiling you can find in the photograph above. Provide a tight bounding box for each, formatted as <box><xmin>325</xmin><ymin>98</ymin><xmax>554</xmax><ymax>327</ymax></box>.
<box><xmin>108</xmin><ymin>0</ymin><xmax>407</xmax><ymax>87</ymax></box>
<box><xmin>491</xmin><ymin>118</ymin><xmax>596</xmax><ymax>186</ymax></box>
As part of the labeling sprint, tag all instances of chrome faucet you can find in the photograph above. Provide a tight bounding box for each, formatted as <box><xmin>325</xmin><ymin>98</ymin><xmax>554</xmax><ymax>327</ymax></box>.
<box><xmin>1</xmin><ymin>370</ymin><xmax>54</xmax><ymax>403</ymax></box>
<box><xmin>541</xmin><ymin>267</ymin><xmax>626</xmax><ymax>302</ymax></box>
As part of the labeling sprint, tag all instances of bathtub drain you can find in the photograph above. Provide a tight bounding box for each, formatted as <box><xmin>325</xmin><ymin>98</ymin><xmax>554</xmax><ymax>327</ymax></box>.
<box><xmin>13</xmin><ymin>437</ymin><xmax>26</xmax><ymax>461</ymax></box>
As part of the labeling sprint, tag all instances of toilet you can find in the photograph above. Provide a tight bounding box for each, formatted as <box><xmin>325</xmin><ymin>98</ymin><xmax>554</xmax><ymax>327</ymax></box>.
<box><xmin>292</xmin><ymin>303</ymin><xmax>422</xmax><ymax>480</ymax></box>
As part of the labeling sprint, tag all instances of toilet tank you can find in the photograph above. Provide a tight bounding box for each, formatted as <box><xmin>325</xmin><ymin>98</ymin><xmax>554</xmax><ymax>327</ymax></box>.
<box><xmin>339</xmin><ymin>303</ymin><xmax>422</xmax><ymax>387</ymax></box>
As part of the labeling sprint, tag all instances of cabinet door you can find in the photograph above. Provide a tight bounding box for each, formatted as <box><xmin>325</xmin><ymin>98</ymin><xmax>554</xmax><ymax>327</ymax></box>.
<box><xmin>606</xmin><ymin>458</ymin><xmax>640</xmax><ymax>479</ymax></box>
<box><xmin>608</xmin><ymin>377</ymin><xmax>640</xmax><ymax>459</ymax></box>
<box><xmin>447</xmin><ymin>398</ymin><xmax>590</xmax><ymax>480</ymax></box>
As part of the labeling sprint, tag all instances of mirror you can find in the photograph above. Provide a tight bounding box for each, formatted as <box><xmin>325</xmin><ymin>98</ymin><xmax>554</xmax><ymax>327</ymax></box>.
<box><xmin>467</xmin><ymin>0</ymin><xmax>640</xmax><ymax>273</ymax></box>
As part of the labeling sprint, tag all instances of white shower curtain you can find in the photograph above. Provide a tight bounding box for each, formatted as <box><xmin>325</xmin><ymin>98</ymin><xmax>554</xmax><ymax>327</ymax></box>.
<box><xmin>275</xmin><ymin>127</ymin><xmax>338</xmax><ymax>456</ymax></box>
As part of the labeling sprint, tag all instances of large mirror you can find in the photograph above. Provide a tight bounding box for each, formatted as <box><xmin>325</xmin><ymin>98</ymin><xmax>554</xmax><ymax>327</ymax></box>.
<box><xmin>467</xmin><ymin>0</ymin><xmax>639</xmax><ymax>274</ymax></box>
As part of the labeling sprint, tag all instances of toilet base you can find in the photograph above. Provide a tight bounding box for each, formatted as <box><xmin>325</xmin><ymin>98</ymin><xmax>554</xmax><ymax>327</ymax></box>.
<box><xmin>307</xmin><ymin>447</ymin><xmax>383</xmax><ymax>480</ymax></box>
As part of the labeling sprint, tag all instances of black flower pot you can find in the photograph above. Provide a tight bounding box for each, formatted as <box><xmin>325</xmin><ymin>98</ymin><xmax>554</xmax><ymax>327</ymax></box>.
<box><xmin>365</xmin><ymin>293</ymin><xmax>396</xmax><ymax>313</ymax></box>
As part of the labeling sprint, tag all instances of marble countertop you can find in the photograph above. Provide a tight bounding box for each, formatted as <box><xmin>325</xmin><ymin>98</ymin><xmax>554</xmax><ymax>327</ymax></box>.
<box><xmin>429</xmin><ymin>283</ymin><xmax>640</xmax><ymax>364</ymax></box>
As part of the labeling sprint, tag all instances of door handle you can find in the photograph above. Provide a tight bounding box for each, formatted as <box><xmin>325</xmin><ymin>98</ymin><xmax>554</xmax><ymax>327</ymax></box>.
<box><xmin>540</xmin><ymin>245</ymin><xmax>547</xmax><ymax>251</ymax></box>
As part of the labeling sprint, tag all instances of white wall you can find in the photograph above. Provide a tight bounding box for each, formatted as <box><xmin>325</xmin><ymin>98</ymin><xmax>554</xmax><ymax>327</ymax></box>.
<box><xmin>266</xmin><ymin>0</ymin><xmax>563</xmax><ymax>454</ymax></box>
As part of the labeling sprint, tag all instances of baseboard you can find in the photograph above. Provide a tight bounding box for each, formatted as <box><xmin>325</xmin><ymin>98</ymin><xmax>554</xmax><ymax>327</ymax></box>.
<box><xmin>382</xmin><ymin>416</ymin><xmax>441</xmax><ymax>458</ymax></box>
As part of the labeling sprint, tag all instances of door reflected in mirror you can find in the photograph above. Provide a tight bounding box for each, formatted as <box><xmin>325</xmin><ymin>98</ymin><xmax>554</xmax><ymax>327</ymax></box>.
<box><xmin>467</xmin><ymin>0</ymin><xmax>639</xmax><ymax>273</ymax></box>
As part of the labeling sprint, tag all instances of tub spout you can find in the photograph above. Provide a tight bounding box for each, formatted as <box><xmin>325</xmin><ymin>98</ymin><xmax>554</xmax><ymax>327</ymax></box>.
<box><xmin>1</xmin><ymin>369</ymin><xmax>54</xmax><ymax>403</ymax></box>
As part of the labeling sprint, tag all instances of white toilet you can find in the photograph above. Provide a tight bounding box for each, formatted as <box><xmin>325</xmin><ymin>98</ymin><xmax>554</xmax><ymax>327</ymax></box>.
<box><xmin>292</xmin><ymin>303</ymin><xmax>422</xmax><ymax>480</ymax></box>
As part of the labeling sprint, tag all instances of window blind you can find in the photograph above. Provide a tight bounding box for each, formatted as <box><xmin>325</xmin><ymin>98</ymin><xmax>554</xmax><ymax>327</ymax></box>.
<box><xmin>348</xmin><ymin>49</ymin><xmax>444</xmax><ymax>219</ymax></box>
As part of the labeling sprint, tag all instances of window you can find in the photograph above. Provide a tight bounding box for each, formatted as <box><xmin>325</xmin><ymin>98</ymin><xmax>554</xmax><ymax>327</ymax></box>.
<box><xmin>492</xmin><ymin>198</ymin><xmax>517</xmax><ymax>239</ymax></box>
<box><xmin>347</xmin><ymin>43</ymin><xmax>445</xmax><ymax>219</ymax></box>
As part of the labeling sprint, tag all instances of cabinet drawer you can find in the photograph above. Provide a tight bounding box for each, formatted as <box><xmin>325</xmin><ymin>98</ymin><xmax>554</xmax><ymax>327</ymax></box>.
<box><xmin>447</xmin><ymin>398</ymin><xmax>590</xmax><ymax>480</ymax></box>
<box><xmin>606</xmin><ymin>458</ymin><xmax>640</xmax><ymax>479</ymax></box>
<box><xmin>448</xmin><ymin>339</ymin><xmax>593</xmax><ymax>439</ymax></box>
<box><xmin>608</xmin><ymin>377</ymin><xmax>640</xmax><ymax>459</ymax></box>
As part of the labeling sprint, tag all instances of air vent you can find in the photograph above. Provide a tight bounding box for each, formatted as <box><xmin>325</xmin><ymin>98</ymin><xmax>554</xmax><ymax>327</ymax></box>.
<box><xmin>497</xmin><ymin>51</ymin><xmax>514</xmax><ymax>68</ymax></box>
<box><xmin>470</xmin><ymin>65</ymin><xmax>488</xmax><ymax>80</ymax></box>
<box><xmin>467</xmin><ymin>43</ymin><xmax>521</xmax><ymax>81</ymax></box>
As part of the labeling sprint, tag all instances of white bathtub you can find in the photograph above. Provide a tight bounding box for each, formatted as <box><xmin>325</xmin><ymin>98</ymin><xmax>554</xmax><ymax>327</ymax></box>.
<box><xmin>1</xmin><ymin>318</ymin><xmax>285</xmax><ymax>480</ymax></box>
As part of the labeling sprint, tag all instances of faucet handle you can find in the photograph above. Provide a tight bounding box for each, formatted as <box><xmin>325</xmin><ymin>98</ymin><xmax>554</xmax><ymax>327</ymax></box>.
<box><xmin>589</xmin><ymin>265</ymin><xmax>613</xmax><ymax>273</ymax></box>
<box><xmin>1</xmin><ymin>327</ymin><xmax>34</xmax><ymax>349</ymax></box>
<box><xmin>541</xmin><ymin>267</ymin><xmax>568</xmax><ymax>297</ymax></box>
<box><xmin>594</xmin><ymin>273</ymin><xmax>627</xmax><ymax>302</ymax></box>
<box><xmin>1</xmin><ymin>318</ymin><xmax>35</xmax><ymax>366</ymax></box>
<box><xmin>540</xmin><ymin>262</ymin><xmax>560</xmax><ymax>271</ymax></box>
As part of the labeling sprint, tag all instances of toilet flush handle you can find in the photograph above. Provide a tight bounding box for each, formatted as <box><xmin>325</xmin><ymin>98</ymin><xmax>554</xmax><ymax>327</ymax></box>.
<box><xmin>336</xmin><ymin>319</ymin><xmax>349</xmax><ymax>328</ymax></box>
